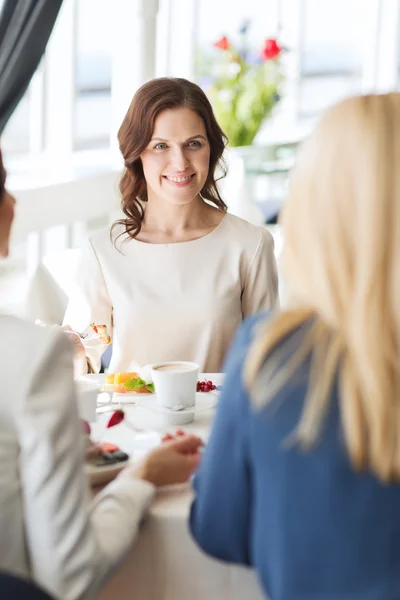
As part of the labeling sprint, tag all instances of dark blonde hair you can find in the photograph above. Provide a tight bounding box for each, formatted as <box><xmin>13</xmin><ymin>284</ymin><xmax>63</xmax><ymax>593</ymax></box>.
<box><xmin>114</xmin><ymin>77</ymin><xmax>228</xmax><ymax>239</ymax></box>
<box><xmin>246</xmin><ymin>93</ymin><xmax>400</xmax><ymax>483</ymax></box>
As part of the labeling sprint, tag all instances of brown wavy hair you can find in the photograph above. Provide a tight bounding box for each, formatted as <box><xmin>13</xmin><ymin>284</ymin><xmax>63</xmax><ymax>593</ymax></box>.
<box><xmin>114</xmin><ymin>77</ymin><xmax>228</xmax><ymax>240</ymax></box>
<box><xmin>0</xmin><ymin>150</ymin><xmax>5</xmax><ymax>202</ymax></box>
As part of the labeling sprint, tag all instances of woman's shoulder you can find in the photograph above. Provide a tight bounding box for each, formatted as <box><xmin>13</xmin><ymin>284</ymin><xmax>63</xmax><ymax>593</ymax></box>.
<box><xmin>89</xmin><ymin>222</ymin><xmax>124</xmax><ymax>250</ymax></box>
<box><xmin>0</xmin><ymin>313</ymin><xmax>50</xmax><ymax>345</ymax></box>
<box><xmin>0</xmin><ymin>315</ymin><xmax>71</xmax><ymax>379</ymax></box>
<box><xmin>0</xmin><ymin>316</ymin><xmax>72</xmax><ymax>411</ymax></box>
<box><xmin>221</xmin><ymin>213</ymin><xmax>274</xmax><ymax>251</ymax></box>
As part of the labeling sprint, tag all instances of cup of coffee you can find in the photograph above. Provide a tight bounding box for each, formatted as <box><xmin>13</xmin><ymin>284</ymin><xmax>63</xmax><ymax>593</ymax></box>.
<box><xmin>151</xmin><ymin>361</ymin><xmax>199</xmax><ymax>414</ymax></box>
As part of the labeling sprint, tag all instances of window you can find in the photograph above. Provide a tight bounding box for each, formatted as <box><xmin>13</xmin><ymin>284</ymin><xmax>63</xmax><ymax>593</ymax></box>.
<box><xmin>0</xmin><ymin>0</ymin><xmax>31</xmax><ymax>155</ymax></box>
<box><xmin>2</xmin><ymin>0</ymin><xmax>399</xmax><ymax>166</ymax></box>
<box><xmin>195</xmin><ymin>0</ymin><xmax>279</xmax><ymax>49</ymax></box>
<box><xmin>2</xmin><ymin>92</ymin><xmax>30</xmax><ymax>155</ymax></box>
<box><xmin>298</xmin><ymin>0</ymin><xmax>365</xmax><ymax>118</ymax></box>
<box><xmin>398</xmin><ymin>24</ymin><xmax>400</xmax><ymax>87</ymax></box>
<box><xmin>74</xmin><ymin>0</ymin><xmax>113</xmax><ymax>150</ymax></box>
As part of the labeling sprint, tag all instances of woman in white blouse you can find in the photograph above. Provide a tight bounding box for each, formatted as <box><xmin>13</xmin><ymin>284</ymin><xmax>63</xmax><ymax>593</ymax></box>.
<box><xmin>0</xmin><ymin>151</ymin><xmax>203</xmax><ymax>599</ymax></box>
<box><xmin>64</xmin><ymin>77</ymin><xmax>279</xmax><ymax>374</ymax></box>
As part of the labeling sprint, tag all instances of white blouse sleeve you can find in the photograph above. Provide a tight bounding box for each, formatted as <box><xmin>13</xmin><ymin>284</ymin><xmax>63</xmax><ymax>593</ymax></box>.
<box><xmin>17</xmin><ymin>330</ymin><xmax>154</xmax><ymax>600</ymax></box>
<box><xmin>241</xmin><ymin>227</ymin><xmax>279</xmax><ymax>317</ymax></box>
<box><xmin>63</xmin><ymin>239</ymin><xmax>112</xmax><ymax>372</ymax></box>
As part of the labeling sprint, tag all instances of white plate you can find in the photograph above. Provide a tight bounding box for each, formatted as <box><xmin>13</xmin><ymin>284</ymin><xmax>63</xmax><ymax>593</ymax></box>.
<box><xmin>85</xmin><ymin>460</ymin><xmax>128</xmax><ymax>487</ymax></box>
<box><xmin>77</xmin><ymin>373</ymin><xmax>155</xmax><ymax>400</ymax></box>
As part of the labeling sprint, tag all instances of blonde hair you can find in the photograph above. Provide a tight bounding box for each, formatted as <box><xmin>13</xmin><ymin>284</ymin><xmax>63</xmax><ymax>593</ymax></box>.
<box><xmin>245</xmin><ymin>93</ymin><xmax>400</xmax><ymax>482</ymax></box>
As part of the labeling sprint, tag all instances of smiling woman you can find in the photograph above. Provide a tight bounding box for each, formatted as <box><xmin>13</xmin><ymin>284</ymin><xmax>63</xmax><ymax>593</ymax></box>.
<box><xmin>0</xmin><ymin>150</ymin><xmax>16</xmax><ymax>257</ymax></box>
<box><xmin>140</xmin><ymin>107</ymin><xmax>211</xmax><ymax>211</ymax></box>
<box><xmin>116</xmin><ymin>77</ymin><xmax>227</xmax><ymax>240</ymax></box>
<box><xmin>63</xmin><ymin>77</ymin><xmax>279</xmax><ymax>375</ymax></box>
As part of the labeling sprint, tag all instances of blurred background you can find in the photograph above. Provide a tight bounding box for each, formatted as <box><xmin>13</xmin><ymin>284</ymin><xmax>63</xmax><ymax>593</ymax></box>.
<box><xmin>1</xmin><ymin>0</ymin><xmax>399</xmax><ymax>318</ymax></box>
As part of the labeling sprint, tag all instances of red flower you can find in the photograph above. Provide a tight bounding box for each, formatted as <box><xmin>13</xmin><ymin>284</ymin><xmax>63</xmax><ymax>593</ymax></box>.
<box><xmin>107</xmin><ymin>409</ymin><xmax>125</xmax><ymax>428</ymax></box>
<box><xmin>214</xmin><ymin>36</ymin><xmax>230</xmax><ymax>51</ymax></box>
<box><xmin>261</xmin><ymin>38</ymin><xmax>281</xmax><ymax>60</ymax></box>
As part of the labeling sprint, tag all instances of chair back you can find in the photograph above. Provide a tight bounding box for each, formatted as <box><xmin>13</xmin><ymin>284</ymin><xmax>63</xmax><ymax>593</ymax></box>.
<box><xmin>0</xmin><ymin>572</ymin><xmax>54</xmax><ymax>599</ymax></box>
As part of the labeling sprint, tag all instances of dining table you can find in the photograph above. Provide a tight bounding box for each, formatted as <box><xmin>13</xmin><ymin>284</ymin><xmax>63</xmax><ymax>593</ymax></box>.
<box><xmin>86</xmin><ymin>373</ymin><xmax>266</xmax><ymax>600</ymax></box>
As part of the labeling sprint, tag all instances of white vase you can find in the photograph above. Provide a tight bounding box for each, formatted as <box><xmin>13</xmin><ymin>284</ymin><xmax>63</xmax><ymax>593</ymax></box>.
<box><xmin>218</xmin><ymin>146</ymin><xmax>266</xmax><ymax>226</ymax></box>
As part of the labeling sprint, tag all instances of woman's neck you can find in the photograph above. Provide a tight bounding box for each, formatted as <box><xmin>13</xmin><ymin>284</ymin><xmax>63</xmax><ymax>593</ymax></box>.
<box><xmin>143</xmin><ymin>195</ymin><xmax>205</xmax><ymax>234</ymax></box>
<box><xmin>138</xmin><ymin>195</ymin><xmax>224</xmax><ymax>244</ymax></box>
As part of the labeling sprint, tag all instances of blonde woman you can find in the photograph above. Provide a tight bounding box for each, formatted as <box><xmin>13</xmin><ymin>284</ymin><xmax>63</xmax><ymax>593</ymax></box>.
<box><xmin>190</xmin><ymin>93</ymin><xmax>400</xmax><ymax>600</ymax></box>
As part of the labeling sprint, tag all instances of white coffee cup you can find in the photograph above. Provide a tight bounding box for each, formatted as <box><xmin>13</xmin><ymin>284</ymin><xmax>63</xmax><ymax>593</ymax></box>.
<box><xmin>75</xmin><ymin>378</ymin><xmax>100</xmax><ymax>422</ymax></box>
<box><xmin>151</xmin><ymin>361</ymin><xmax>199</xmax><ymax>413</ymax></box>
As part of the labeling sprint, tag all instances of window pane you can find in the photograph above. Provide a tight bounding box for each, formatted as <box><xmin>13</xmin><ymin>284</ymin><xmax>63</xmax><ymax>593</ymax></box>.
<box><xmin>299</xmin><ymin>0</ymin><xmax>365</xmax><ymax>117</ymax></box>
<box><xmin>398</xmin><ymin>31</ymin><xmax>400</xmax><ymax>88</ymax></box>
<box><xmin>196</xmin><ymin>0</ymin><xmax>279</xmax><ymax>56</ymax></box>
<box><xmin>2</xmin><ymin>93</ymin><xmax>30</xmax><ymax>155</ymax></box>
<box><xmin>74</xmin><ymin>0</ymin><xmax>112</xmax><ymax>150</ymax></box>
<box><xmin>299</xmin><ymin>74</ymin><xmax>361</xmax><ymax>118</ymax></box>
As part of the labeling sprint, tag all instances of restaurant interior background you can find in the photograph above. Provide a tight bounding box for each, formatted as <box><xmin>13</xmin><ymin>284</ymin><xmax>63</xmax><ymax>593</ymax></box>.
<box><xmin>0</xmin><ymin>0</ymin><xmax>399</xmax><ymax>319</ymax></box>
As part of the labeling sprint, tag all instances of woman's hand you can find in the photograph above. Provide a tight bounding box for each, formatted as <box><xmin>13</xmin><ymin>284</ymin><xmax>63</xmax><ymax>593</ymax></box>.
<box><xmin>61</xmin><ymin>325</ymin><xmax>86</xmax><ymax>364</ymax></box>
<box><xmin>125</xmin><ymin>434</ymin><xmax>203</xmax><ymax>487</ymax></box>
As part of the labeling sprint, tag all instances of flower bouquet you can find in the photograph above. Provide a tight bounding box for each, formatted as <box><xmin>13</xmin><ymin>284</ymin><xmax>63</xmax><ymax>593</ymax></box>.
<box><xmin>198</xmin><ymin>23</ymin><xmax>284</xmax><ymax>147</ymax></box>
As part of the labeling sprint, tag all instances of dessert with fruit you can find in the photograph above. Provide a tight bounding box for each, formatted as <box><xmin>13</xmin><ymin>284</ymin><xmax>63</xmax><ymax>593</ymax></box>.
<box><xmin>82</xmin><ymin>417</ymin><xmax>129</xmax><ymax>468</ymax></box>
<box><xmin>103</xmin><ymin>372</ymin><xmax>154</xmax><ymax>394</ymax></box>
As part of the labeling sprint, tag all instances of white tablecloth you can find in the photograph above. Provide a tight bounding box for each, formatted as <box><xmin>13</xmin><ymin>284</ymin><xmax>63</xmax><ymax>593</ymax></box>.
<box><xmin>91</xmin><ymin>374</ymin><xmax>266</xmax><ymax>600</ymax></box>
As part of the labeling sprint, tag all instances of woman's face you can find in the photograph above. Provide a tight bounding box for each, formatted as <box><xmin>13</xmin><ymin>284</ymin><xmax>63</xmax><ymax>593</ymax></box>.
<box><xmin>0</xmin><ymin>160</ymin><xmax>16</xmax><ymax>257</ymax></box>
<box><xmin>140</xmin><ymin>106</ymin><xmax>210</xmax><ymax>206</ymax></box>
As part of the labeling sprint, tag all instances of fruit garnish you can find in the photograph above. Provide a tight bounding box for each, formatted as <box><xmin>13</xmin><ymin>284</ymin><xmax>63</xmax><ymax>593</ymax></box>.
<box><xmin>107</xmin><ymin>409</ymin><xmax>125</xmax><ymax>428</ymax></box>
<box><xmin>114</xmin><ymin>372</ymin><xmax>139</xmax><ymax>384</ymax></box>
<box><xmin>101</xmin><ymin>442</ymin><xmax>119</xmax><ymax>453</ymax></box>
<box><xmin>196</xmin><ymin>379</ymin><xmax>217</xmax><ymax>392</ymax></box>
<box><xmin>90</xmin><ymin>323</ymin><xmax>112</xmax><ymax>344</ymax></box>
<box><xmin>124</xmin><ymin>376</ymin><xmax>155</xmax><ymax>393</ymax></box>
<box><xmin>161</xmin><ymin>429</ymin><xmax>186</xmax><ymax>443</ymax></box>
<box><xmin>104</xmin><ymin>373</ymin><xmax>115</xmax><ymax>385</ymax></box>
<box><xmin>96</xmin><ymin>324</ymin><xmax>112</xmax><ymax>344</ymax></box>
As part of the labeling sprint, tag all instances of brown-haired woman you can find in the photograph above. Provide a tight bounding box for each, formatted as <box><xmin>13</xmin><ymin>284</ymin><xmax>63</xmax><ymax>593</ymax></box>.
<box><xmin>0</xmin><ymin>149</ymin><xmax>203</xmax><ymax>599</ymax></box>
<box><xmin>64</xmin><ymin>77</ymin><xmax>279</xmax><ymax>374</ymax></box>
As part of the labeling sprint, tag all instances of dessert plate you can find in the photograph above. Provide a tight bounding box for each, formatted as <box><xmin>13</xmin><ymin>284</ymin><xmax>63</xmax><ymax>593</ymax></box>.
<box><xmin>77</xmin><ymin>373</ymin><xmax>154</xmax><ymax>401</ymax></box>
<box><xmin>85</xmin><ymin>460</ymin><xmax>128</xmax><ymax>487</ymax></box>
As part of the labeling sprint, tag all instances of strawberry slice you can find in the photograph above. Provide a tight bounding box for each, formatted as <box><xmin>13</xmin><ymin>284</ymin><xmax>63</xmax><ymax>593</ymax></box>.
<box><xmin>107</xmin><ymin>409</ymin><xmax>125</xmax><ymax>428</ymax></box>
<box><xmin>101</xmin><ymin>442</ymin><xmax>119</xmax><ymax>453</ymax></box>
<box><xmin>90</xmin><ymin>322</ymin><xmax>99</xmax><ymax>334</ymax></box>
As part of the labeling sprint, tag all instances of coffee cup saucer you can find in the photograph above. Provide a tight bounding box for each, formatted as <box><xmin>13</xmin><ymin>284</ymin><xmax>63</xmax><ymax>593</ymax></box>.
<box><xmin>136</xmin><ymin>392</ymin><xmax>218</xmax><ymax>425</ymax></box>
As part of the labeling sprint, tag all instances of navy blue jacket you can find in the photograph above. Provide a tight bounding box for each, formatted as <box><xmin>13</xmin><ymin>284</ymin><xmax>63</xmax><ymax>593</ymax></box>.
<box><xmin>190</xmin><ymin>313</ymin><xmax>400</xmax><ymax>600</ymax></box>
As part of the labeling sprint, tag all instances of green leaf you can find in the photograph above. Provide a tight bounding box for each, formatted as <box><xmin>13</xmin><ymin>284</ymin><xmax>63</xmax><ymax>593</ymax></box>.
<box><xmin>124</xmin><ymin>377</ymin><xmax>155</xmax><ymax>393</ymax></box>
<box><xmin>123</xmin><ymin>377</ymin><xmax>146</xmax><ymax>390</ymax></box>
